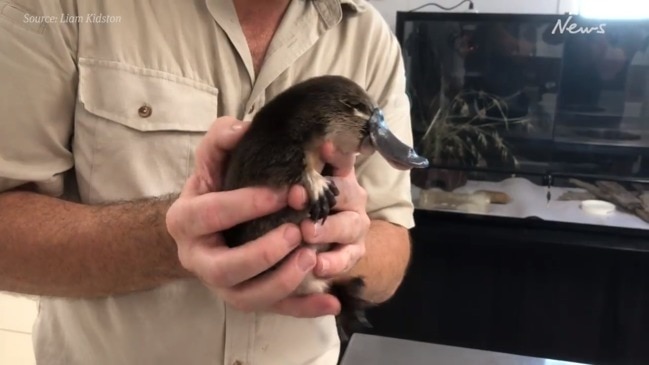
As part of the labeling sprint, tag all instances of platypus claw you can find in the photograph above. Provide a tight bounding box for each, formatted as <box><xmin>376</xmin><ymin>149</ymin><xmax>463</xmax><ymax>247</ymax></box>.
<box><xmin>309</xmin><ymin>179</ymin><xmax>339</xmax><ymax>224</ymax></box>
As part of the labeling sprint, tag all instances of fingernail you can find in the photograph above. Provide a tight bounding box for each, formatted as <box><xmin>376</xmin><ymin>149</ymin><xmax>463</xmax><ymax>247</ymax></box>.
<box><xmin>231</xmin><ymin>121</ymin><xmax>245</xmax><ymax>130</ymax></box>
<box><xmin>327</xmin><ymin>301</ymin><xmax>342</xmax><ymax>316</ymax></box>
<box><xmin>298</xmin><ymin>250</ymin><xmax>316</xmax><ymax>271</ymax></box>
<box><xmin>313</xmin><ymin>222</ymin><xmax>322</xmax><ymax>237</ymax></box>
<box><xmin>270</xmin><ymin>188</ymin><xmax>288</xmax><ymax>206</ymax></box>
<box><xmin>318</xmin><ymin>258</ymin><xmax>329</xmax><ymax>275</ymax></box>
<box><xmin>299</xmin><ymin>188</ymin><xmax>308</xmax><ymax>206</ymax></box>
<box><xmin>284</xmin><ymin>225</ymin><xmax>301</xmax><ymax>246</ymax></box>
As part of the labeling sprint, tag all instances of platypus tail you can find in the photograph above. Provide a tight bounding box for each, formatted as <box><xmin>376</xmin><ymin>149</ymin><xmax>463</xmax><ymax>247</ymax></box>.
<box><xmin>329</xmin><ymin>276</ymin><xmax>373</xmax><ymax>342</ymax></box>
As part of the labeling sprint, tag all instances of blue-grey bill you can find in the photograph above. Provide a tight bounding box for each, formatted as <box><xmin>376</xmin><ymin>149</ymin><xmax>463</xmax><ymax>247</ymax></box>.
<box><xmin>368</xmin><ymin>108</ymin><xmax>429</xmax><ymax>170</ymax></box>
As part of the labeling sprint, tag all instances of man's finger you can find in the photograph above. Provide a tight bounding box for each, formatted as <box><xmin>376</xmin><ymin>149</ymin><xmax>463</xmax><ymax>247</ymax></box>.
<box><xmin>287</xmin><ymin>184</ymin><xmax>308</xmax><ymax>211</ymax></box>
<box><xmin>320</xmin><ymin>176</ymin><xmax>367</xmax><ymax>212</ymax></box>
<box><xmin>192</xmin><ymin>117</ymin><xmax>250</xmax><ymax>194</ymax></box>
<box><xmin>187</xmin><ymin>224</ymin><xmax>302</xmax><ymax>288</ymax></box>
<box><xmin>313</xmin><ymin>243</ymin><xmax>365</xmax><ymax>278</ymax></box>
<box><xmin>271</xmin><ymin>294</ymin><xmax>341</xmax><ymax>318</ymax></box>
<box><xmin>224</xmin><ymin>248</ymin><xmax>317</xmax><ymax>312</ymax></box>
<box><xmin>320</xmin><ymin>140</ymin><xmax>356</xmax><ymax>177</ymax></box>
<box><xmin>301</xmin><ymin>211</ymin><xmax>366</xmax><ymax>245</ymax></box>
<box><xmin>188</xmin><ymin>186</ymin><xmax>288</xmax><ymax>236</ymax></box>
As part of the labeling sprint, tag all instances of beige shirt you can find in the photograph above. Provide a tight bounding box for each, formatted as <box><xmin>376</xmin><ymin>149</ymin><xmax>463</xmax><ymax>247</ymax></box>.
<box><xmin>0</xmin><ymin>0</ymin><xmax>415</xmax><ymax>364</ymax></box>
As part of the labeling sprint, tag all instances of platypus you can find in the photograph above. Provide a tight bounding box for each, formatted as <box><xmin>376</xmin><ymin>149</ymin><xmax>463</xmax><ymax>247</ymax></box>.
<box><xmin>221</xmin><ymin>75</ymin><xmax>429</xmax><ymax>340</ymax></box>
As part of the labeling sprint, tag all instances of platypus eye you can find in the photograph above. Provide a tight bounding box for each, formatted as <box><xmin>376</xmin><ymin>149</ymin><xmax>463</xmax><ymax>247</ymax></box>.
<box><xmin>352</xmin><ymin>106</ymin><xmax>371</xmax><ymax>120</ymax></box>
<box><xmin>341</xmin><ymin>100</ymin><xmax>371</xmax><ymax>119</ymax></box>
<box><xmin>341</xmin><ymin>99</ymin><xmax>363</xmax><ymax>110</ymax></box>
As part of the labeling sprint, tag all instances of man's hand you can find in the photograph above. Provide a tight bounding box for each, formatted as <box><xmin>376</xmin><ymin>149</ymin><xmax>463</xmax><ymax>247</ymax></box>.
<box><xmin>290</xmin><ymin>141</ymin><xmax>371</xmax><ymax>280</ymax></box>
<box><xmin>166</xmin><ymin>117</ymin><xmax>340</xmax><ymax>317</ymax></box>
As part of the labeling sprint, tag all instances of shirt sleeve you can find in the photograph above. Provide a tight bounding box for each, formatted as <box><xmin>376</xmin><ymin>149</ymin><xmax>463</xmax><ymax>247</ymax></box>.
<box><xmin>0</xmin><ymin>0</ymin><xmax>78</xmax><ymax>196</ymax></box>
<box><xmin>355</xmin><ymin>7</ymin><xmax>417</xmax><ymax>229</ymax></box>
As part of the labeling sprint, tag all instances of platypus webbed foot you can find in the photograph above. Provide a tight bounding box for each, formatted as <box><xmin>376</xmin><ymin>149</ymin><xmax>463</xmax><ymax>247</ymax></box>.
<box><xmin>329</xmin><ymin>277</ymin><xmax>373</xmax><ymax>342</ymax></box>
<box><xmin>304</xmin><ymin>171</ymin><xmax>339</xmax><ymax>224</ymax></box>
<box><xmin>310</xmin><ymin>178</ymin><xmax>339</xmax><ymax>223</ymax></box>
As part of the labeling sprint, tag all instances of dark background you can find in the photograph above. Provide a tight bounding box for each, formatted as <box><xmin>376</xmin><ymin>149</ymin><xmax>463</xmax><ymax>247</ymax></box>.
<box><xmin>360</xmin><ymin>210</ymin><xmax>649</xmax><ymax>365</ymax></box>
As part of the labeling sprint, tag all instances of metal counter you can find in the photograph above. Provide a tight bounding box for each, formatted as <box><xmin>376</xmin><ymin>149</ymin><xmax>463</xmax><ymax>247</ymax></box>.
<box><xmin>340</xmin><ymin>334</ymin><xmax>589</xmax><ymax>365</ymax></box>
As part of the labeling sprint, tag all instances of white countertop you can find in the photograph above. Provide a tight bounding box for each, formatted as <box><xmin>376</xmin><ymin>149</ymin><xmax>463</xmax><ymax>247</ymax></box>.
<box><xmin>413</xmin><ymin>177</ymin><xmax>649</xmax><ymax>230</ymax></box>
<box><xmin>340</xmin><ymin>334</ymin><xmax>588</xmax><ymax>365</ymax></box>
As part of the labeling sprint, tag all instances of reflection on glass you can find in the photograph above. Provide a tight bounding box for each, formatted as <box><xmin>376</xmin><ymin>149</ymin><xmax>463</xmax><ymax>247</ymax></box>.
<box><xmin>398</xmin><ymin>13</ymin><xmax>649</xmax><ymax>230</ymax></box>
<box><xmin>579</xmin><ymin>0</ymin><xmax>649</xmax><ymax>19</ymax></box>
<box><xmin>544</xmin><ymin>361</ymin><xmax>587</xmax><ymax>365</ymax></box>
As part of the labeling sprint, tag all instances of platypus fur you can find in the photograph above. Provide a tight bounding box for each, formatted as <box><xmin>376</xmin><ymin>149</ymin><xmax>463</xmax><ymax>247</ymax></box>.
<box><xmin>221</xmin><ymin>75</ymin><xmax>429</xmax><ymax>340</ymax></box>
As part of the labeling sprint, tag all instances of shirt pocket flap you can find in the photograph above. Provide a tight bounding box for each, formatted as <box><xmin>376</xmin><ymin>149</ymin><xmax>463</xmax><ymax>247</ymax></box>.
<box><xmin>78</xmin><ymin>58</ymin><xmax>218</xmax><ymax>132</ymax></box>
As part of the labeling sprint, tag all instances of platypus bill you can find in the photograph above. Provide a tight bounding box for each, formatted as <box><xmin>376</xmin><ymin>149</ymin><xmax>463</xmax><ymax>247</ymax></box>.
<box><xmin>221</xmin><ymin>75</ymin><xmax>429</xmax><ymax>340</ymax></box>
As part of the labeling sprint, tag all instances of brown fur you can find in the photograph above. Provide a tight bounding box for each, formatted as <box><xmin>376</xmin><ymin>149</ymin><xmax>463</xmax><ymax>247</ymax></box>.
<box><xmin>221</xmin><ymin>75</ymin><xmax>376</xmax><ymax>244</ymax></box>
<box><xmin>221</xmin><ymin>75</ymin><xmax>379</xmax><ymax>340</ymax></box>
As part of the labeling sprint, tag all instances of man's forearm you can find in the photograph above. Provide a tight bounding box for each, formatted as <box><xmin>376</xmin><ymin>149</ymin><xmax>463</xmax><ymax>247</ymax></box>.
<box><xmin>0</xmin><ymin>190</ymin><xmax>190</xmax><ymax>298</ymax></box>
<box><xmin>347</xmin><ymin>219</ymin><xmax>412</xmax><ymax>304</ymax></box>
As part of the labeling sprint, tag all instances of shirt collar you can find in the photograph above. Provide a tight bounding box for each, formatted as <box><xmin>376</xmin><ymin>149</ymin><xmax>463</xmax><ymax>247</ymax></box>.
<box><xmin>313</xmin><ymin>0</ymin><xmax>368</xmax><ymax>29</ymax></box>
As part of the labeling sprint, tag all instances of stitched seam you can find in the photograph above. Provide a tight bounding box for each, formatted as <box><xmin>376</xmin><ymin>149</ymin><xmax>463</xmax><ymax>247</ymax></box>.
<box><xmin>86</xmin><ymin>104</ymin><xmax>100</xmax><ymax>204</ymax></box>
<box><xmin>0</xmin><ymin>2</ymin><xmax>46</xmax><ymax>34</ymax></box>
<box><xmin>78</xmin><ymin>57</ymin><xmax>219</xmax><ymax>95</ymax></box>
<box><xmin>78</xmin><ymin>58</ymin><xmax>219</xmax><ymax>131</ymax></box>
<box><xmin>185</xmin><ymin>134</ymin><xmax>192</xmax><ymax>181</ymax></box>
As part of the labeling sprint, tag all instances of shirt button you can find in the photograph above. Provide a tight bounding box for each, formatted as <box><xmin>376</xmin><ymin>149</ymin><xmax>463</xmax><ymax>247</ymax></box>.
<box><xmin>138</xmin><ymin>104</ymin><xmax>152</xmax><ymax>118</ymax></box>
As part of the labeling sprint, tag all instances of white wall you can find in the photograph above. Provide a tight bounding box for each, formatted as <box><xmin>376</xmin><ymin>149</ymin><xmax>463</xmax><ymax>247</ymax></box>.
<box><xmin>370</xmin><ymin>0</ymin><xmax>581</xmax><ymax>31</ymax></box>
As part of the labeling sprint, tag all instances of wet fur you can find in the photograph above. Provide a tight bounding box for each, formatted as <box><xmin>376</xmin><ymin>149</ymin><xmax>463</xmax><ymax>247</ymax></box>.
<box><xmin>221</xmin><ymin>75</ymin><xmax>377</xmax><ymax>340</ymax></box>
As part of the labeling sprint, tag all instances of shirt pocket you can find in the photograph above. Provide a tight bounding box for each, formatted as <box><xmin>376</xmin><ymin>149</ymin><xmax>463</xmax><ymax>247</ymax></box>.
<box><xmin>73</xmin><ymin>58</ymin><xmax>219</xmax><ymax>204</ymax></box>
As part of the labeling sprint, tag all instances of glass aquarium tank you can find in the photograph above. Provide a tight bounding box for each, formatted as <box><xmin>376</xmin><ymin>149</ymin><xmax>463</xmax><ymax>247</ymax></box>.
<box><xmin>397</xmin><ymin>12</ymin><xmax>649</xmax><ymax>230</ymax></box>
